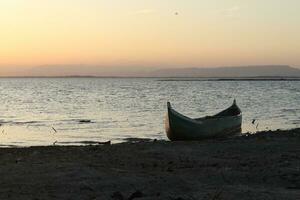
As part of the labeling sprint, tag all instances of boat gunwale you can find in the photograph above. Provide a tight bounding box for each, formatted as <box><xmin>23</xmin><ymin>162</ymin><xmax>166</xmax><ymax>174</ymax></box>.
<box><xmin>167</xmin><ymin>102</ymin><xmax>242</xmax><ymax>125</ymax></box>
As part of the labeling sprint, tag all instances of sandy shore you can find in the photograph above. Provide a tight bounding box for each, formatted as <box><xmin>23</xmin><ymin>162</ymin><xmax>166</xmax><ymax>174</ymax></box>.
<box><xmin>0</xmin><ymin>129</ymin><xmax>299</xmax><ymax>200</ymax></box>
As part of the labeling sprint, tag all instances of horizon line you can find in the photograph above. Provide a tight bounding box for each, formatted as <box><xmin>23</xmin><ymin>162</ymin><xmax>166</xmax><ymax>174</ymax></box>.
<box><xmin>0</xmin><ymin>75</ymin><xmax>300</xmax><ymax>79</ymax></box>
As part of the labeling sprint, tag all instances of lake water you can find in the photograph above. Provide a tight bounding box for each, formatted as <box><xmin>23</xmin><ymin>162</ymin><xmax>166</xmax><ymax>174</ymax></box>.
<box><xmin>0</xmin><ymin>78</ymin><xmax>299</xmax><ymax>146</ymax></box>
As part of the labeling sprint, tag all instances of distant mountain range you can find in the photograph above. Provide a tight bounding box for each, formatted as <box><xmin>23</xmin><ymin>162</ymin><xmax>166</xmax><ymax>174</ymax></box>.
<box><xmin>148</xmin><ymin>65</ymin><xmax>300</xmax><ymax>78</ymax></box>
<box><xmin>1</xmin><ymin>65</ymin><xmax>300</xmax><ymax>77</ymax></box>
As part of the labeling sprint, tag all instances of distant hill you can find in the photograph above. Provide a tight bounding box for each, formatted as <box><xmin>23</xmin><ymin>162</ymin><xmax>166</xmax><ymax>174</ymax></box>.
<box><xmin>148</xmin><ymin>65</ymin><xmax>300</xmax><ymax>78</ymax></box>
<box><xmin>1</xmin><ymin>65</ymin><xmax>300</xmax><ymax>77</ymax></box>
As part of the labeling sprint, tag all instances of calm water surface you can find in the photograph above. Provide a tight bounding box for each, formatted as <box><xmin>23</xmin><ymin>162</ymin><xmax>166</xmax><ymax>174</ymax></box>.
<box><xmin>0</xmin><ymin>78</ymin><xmax>299</xmax><ymax>146</ymax></box>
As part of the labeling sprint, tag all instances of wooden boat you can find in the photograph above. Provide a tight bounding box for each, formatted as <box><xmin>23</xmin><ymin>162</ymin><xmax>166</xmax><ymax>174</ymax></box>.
<box><xmin>165</xmin><ymin>100</ymin><xmax>242</xmax><ymax>141</ymax></box>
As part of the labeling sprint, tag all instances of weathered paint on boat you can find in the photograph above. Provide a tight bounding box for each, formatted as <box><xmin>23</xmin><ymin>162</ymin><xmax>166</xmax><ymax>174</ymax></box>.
<box><xmin>165</xmin><ymin>101</ymin><xmax>242</xmax><ymax>141</ymax></box>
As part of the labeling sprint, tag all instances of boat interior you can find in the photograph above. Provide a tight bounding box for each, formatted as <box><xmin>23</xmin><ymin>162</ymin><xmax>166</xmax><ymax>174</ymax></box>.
<box><xmin>195</xmin><ymin>102</ymin><xmax>241</xmax><ymax>121</ymax></box>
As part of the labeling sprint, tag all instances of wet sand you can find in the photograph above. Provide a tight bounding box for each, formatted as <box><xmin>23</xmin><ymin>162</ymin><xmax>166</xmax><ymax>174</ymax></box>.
<box><xmin>0</xmin><ymin>129</ymin><xmax>299</xmax><ymax>200</ymax></box>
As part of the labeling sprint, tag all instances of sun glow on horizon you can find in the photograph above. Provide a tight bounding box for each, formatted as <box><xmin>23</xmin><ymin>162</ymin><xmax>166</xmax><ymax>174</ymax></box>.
<box><xmin>0</xmin><ymin>0</ymin><xmax>300</xmax><ymax>75</ymax></box>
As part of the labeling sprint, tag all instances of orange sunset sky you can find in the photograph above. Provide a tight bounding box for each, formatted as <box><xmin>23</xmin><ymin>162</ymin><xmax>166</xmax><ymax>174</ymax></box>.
<box><xmin>0</xmin><ymin>0</ymin><xmax>300</xmax><ymax>76</ymax></box>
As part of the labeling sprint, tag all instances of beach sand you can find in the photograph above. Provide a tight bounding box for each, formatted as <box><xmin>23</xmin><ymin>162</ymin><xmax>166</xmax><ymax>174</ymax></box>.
<box><xmin>0</xmin><ymin>129</ymin><xmax>299</xmax><ymax>200</ymax></box>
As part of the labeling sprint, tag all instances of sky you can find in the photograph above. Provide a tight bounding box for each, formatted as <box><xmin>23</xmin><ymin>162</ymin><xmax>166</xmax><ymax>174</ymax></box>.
<box><xmin>0</xmin><ymin>0</ymin><xmax>300</xmax><ymax>75</ymax></box>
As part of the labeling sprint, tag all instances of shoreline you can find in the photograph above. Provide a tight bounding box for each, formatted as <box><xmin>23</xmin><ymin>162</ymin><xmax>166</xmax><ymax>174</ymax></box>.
<box><xmin>0</xmin><ymin>128</ymin><xmax>299</xmax><ymax>199</ymax></box>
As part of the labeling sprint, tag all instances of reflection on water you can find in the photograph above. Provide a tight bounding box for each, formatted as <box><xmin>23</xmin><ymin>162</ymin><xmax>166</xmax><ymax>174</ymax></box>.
<box><xmin>0</xmin><ymin>78</ymin><xmax>299</xmax><ymax>146</ymax></box>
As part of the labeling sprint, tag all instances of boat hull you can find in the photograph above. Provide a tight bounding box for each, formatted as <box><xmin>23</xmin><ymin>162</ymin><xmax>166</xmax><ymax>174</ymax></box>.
<box><xmin>165</xmin><ymin>102</ymin><xmax>242</xmax><ymax>141</ymax></box>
